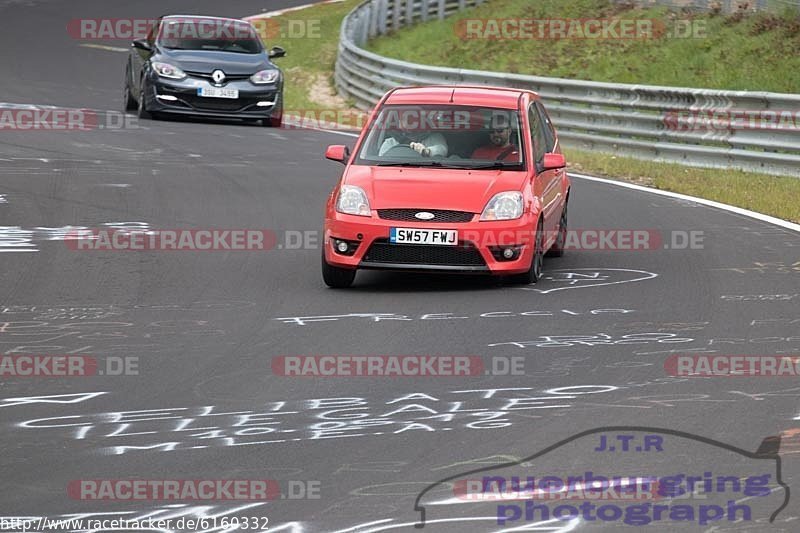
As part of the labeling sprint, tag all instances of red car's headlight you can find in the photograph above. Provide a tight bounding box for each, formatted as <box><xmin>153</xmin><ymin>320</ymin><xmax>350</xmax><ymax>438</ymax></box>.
<box><xmin>481</xmin><ymin>191</ymin><xmax>523</xmax><ymax>221</ymax></box>
<box><xmin>336</xmin><ymin>185</ymin><xmax>371</xmax><ymax>217</ymax></box>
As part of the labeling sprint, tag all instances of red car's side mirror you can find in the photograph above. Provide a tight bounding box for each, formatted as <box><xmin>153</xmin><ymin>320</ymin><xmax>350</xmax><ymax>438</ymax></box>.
<box><xmin>325</xmin><ymin>145</ymin><xmax>350</xmax><ymax>164</ymax></box>
<box><xmin>542</xmin><ymin>153</ymin><xmax>566</xmax><ymax>170</ymax></box>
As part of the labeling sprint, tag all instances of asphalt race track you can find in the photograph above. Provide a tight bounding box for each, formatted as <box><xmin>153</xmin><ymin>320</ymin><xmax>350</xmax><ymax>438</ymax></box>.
<box><xmin>1</xmin><ymin>1</ymin><xmax>799</xmax><ymax>532</ymax></box>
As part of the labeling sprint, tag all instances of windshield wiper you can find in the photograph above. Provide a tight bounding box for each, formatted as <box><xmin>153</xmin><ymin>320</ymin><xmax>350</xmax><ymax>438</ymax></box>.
<box><xmin>376</xmin><ymin>161</ymin><xmax>467</xmax><ymax>169</ymax></box>
<box><xmin>468</xmin><ymin>161</ymin><xmax>524</xmax><ymax>169</ymax></box>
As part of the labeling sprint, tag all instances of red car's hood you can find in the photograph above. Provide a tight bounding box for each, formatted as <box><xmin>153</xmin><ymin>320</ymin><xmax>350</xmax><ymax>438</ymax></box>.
<box><xmin>343</xmin><ymin>165</ymin><xmax>528</xmax><ymax>212</ymax></box>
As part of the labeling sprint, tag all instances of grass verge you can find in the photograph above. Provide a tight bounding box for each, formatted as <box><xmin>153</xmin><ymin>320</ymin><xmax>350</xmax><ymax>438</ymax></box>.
<box><xmin>252</xmin><ymin>0</ymin><xmax>361</xmax><ymax>111</ymax></box>
<box><xmin>366</xmin><ymin>0</ymin><xmax>800</xmax><ymax>92</ymax></box>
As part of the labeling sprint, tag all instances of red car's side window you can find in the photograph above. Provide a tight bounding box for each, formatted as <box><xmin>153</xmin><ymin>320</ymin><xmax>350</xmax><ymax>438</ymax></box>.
<box><xmin>527</xmin><ymin>105</ymin><xmax>547</xmax><ymax>165</ymax></box>
<box><xmin>535</xmin><ymin>101</ymin><xmax>557</xmax><ymax>152</ymax></box>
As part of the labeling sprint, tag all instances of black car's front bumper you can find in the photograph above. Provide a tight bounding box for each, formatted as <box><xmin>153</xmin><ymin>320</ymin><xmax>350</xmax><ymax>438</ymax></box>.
<box><xmin>144</xmin><ymin>74</ymin><xmax>282</xmax><ymax>119</ymax></box>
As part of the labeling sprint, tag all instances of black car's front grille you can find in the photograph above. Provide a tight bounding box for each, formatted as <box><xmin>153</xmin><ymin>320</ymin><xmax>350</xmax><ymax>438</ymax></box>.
<box><xmin>363</xmin><ymin>239</ymin><xmax>485</xmax><ymax>266</ymax></box>
<box><xmin>180</xmin><ymin>95</ymin><xmax>251</xmax><ymax>111</ymax></box>
<box><xmin>377</xmin><ymin>209</ymin><xmax>475</xmax><ymax>223</ymax></box>
<box><xmin>184</xmin><ymin>71</ymin><xmax>252</xmax><ymax>81</ymax></box>
<box><xmin>157</xmin><ymin>86</ymin><xmax>276</xmax><ymax>112</ymax></box>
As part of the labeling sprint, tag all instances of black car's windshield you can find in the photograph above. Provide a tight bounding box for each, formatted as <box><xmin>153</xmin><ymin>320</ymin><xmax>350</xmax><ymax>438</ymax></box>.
<box><xmin>157</xmin><ymin>19</ymin><xmax>263</xmax><ymax>54</ymax></box>
<box><xmin>356</xmin><ymin>105</ymin><xmax>526</xmax><ymax>170</ymax></box>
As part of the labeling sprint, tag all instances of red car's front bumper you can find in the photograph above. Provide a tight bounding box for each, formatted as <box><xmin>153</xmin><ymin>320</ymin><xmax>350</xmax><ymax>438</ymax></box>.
<box><xmin>324</xmin><ymin>211</ymin><xmax>538</xmax><ymax>274</ymax></box>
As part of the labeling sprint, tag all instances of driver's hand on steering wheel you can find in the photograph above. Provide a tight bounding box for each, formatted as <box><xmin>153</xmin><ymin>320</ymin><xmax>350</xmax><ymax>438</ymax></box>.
<box><xmin>410</xmin><ymin>142</ymin><xmax>431</xmax><ymax>157</ymax></box>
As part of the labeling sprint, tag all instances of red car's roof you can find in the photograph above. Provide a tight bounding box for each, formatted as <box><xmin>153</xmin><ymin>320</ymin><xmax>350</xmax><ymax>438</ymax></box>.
<box><xmin>383</xmin><ymin>86</ymin><xmax>530</xmax><ymax>110</ymax></box>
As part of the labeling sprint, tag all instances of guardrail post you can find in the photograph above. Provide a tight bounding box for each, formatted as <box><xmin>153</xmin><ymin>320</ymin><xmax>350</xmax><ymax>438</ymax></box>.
<box><xmin>438</xmin><ymin>0</ymin><xmax>446</xmax><ymax>19</ymax></box>
<box><xmin>378</xmin><ymin>0</ymin><xmax>388</xmax><ymax>35</ymax></box>
<box><xmin>421</xmin><ymin>0</ymin><xmax>430</xmax><ymax>21</ymax></box>
<box><xmin>406</xmin><ymin>0</ymin><xmax>415</xmax><ymax>26</ymax></box>
<box><xmin>458</xmin><ymin>0</ymin><xmax>466</xmax><ymax>9</ymax></box>
<box><xmin>359</xmin><ymin>10</ymin><xmax>370</xmax><ymax>45</ymax></box>
<box><xmin>392</xmin><ymin>0</ymin><xmax>401</xmax><ymax>30</ymax></box>
<box><xmin>368</xmin><ymin>2</ymin><xmax>378</xmax><ymax>39</ymax></box>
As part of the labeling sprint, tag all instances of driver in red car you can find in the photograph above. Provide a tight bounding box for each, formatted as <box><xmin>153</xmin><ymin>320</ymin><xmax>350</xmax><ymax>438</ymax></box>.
<box><xmin>471</xmin><ymin>125</ymin><xmax>520</xmax><ymax>161</ymax></box>
<box><xmin>378</xmin><ymin>113</ymin><xmax>448</xmax><ymax>157</ymax></box>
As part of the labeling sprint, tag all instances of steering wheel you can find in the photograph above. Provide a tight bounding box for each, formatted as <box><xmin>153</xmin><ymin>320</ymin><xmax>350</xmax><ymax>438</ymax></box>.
<box><xmin>382</xmin><ymin>144</ymin><xmax>420</xmax><ymax>158</ymax></box>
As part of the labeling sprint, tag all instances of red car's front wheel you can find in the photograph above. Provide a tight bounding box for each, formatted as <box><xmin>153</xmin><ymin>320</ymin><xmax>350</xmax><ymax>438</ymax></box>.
<box><xmin>322</xmin><ymin>250</ymin><xmax>356</xmax><ymax>288</ymax></box>
<box><xmin>508</xmin><ymin>218</ymin><xmax>544</xmax><ymax>285</ymax></box>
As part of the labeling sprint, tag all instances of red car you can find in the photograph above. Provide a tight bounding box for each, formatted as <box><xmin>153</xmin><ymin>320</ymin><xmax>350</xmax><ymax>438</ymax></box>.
<box><xmin>322</xmin><ymin>85</ymin><xmax>570</xmax><ymax>288</ymax></box>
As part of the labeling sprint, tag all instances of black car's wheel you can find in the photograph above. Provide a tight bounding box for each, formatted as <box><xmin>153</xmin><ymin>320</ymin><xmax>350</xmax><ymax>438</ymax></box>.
<box><xmin>546</xmin><ymin>199</ymin><xmax>568</xmax><ymax>257</ymax></box>
<box><xmin>137</xmin><ymin>81</ymin><xmax>152</xmax><ymax>119</ymax></box>
<box><xmin>508</xmin><ymin>218</ymin><xmax>544</xmax><ymax>285</ymax></box>
<box><xmin>321</xmin><ymin>250</ymin><xmax>356</xmax><ymax>288</ymax></box>
<box><xmin>263</xmin><ymin>102</ymin><xmax>283</xmax><ymax>127</ymax></box>
<box><xmin>123</xmin><ymin>73</ymin><xmax>137</xmax><ymax>112</ymax></box>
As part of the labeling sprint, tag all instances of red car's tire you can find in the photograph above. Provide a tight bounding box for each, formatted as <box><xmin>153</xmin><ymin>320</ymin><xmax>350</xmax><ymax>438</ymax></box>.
<box><xmin>546</xmin><ymin>200</ymin><xmax>567</xmax><ymax>258</ymax></box>
<box><xmin>322</xmin><ymin>251</ymin><xmax>356</xmax><ymax>288</ymax></box>
<box><xmin>508</xmin><ymin>218</ymin><xmax>544</xmax><ymax>285</ymax></box>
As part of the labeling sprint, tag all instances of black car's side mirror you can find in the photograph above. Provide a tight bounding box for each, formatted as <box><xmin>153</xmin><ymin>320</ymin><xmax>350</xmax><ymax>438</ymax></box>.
<box><xmin>132</xmin><ymin>39</ymin><xmax>152</xmax><ymax>51</ymax></box>
<box><xmin>268</xmin><ymin>46</ymin><xmax>286</xmax><ymax>59</ymax></box>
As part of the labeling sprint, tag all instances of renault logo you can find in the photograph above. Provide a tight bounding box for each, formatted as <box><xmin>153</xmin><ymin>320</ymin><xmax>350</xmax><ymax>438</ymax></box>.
<box><xmin>415</xmin><ymin>212</ymin><xmax>435</xmax><ymax>220</ymax></box>
<box><xmin>211</xmin><ymin>70</ymin><xmax>226</xmax><ymax>85</ymax></box>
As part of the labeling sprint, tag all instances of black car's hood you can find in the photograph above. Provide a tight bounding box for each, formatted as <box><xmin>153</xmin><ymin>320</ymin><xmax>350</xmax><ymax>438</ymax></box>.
<box><xmin>157</xmin><ymin>48</ymin><xmax>272</xmax><ymax>75</ymax></box>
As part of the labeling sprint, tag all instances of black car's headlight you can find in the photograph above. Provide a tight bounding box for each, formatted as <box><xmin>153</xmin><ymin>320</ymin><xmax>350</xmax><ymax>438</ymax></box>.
<box><xmin>250</xmin><ymin>69</ymin><xmax>280</xmax><ymax>85</ymax></box>
<box><xmin>151</xmin><ymin>61</ymin><xmax>186</xmax><ymax>80</ymax></box>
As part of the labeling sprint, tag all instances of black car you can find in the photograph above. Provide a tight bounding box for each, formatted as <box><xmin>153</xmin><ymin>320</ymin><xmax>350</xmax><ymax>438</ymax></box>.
<box><xmin>124</xmin><ymin>15</ymin><xmax>285</xmax><ymax>126</ymax></box>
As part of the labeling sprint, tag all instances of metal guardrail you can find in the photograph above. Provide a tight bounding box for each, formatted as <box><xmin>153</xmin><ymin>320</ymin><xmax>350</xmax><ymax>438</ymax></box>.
<box><xmin>334</xmin><ymin>0</ymin><xmax>800</xmax><ymax>176</ymax></box>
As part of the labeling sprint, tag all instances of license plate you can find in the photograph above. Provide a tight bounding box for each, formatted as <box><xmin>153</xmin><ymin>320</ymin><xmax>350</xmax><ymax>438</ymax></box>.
<box><xmin>390</xmin><ymin>228</ymin><xmax>458</xmax><ymax>245</ymax></box>
<box><xmin>197</xmin><ymin>86</ymin><xmax>239</xmax><ymax>99</ymax></box>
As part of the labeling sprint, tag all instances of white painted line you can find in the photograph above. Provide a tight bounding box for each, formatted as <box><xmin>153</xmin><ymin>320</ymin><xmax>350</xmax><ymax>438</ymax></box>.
<box><xmin>79</xmin><ymin>43</ymin><xmax>128</xmax><ymax>53</ymax></box>
<box><xmin>295</xmin><ymin>124</ymin><xmax>358</xmax><ymax>137</ymax></box>
<box><xmin>244</xmin><ymin>0</ymin><xmax>344</xmax><ymax>20</ymax></box>
<box><xmin>568</xmin><ymin>171</ymin><xmax>800</xmax><ymax>233</ymax></box>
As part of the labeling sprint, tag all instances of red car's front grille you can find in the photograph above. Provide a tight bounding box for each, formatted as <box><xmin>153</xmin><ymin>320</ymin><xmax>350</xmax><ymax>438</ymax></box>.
<box><xmin>363</xmin><ymin>239</ymin><xmax>485</xmax><ymax>266</ymax></box>
<box><xmin>377</xmin><ymin>209</ymin><xmax>475</xmax><ymax>223</ymax></box>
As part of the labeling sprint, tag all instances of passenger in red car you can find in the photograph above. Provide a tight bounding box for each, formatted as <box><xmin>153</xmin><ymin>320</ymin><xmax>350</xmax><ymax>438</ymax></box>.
<box><xmin>471</xmin><ymin>126</ymin><xmax>519</xmax><ymax>161</ymax></box>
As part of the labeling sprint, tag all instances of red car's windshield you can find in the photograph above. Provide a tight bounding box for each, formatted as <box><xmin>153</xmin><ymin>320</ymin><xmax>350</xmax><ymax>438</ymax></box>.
<box><xmin>356</xmin><ymin>105</ymin><xmax>526</xmax><ymax>169</ymax></box>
